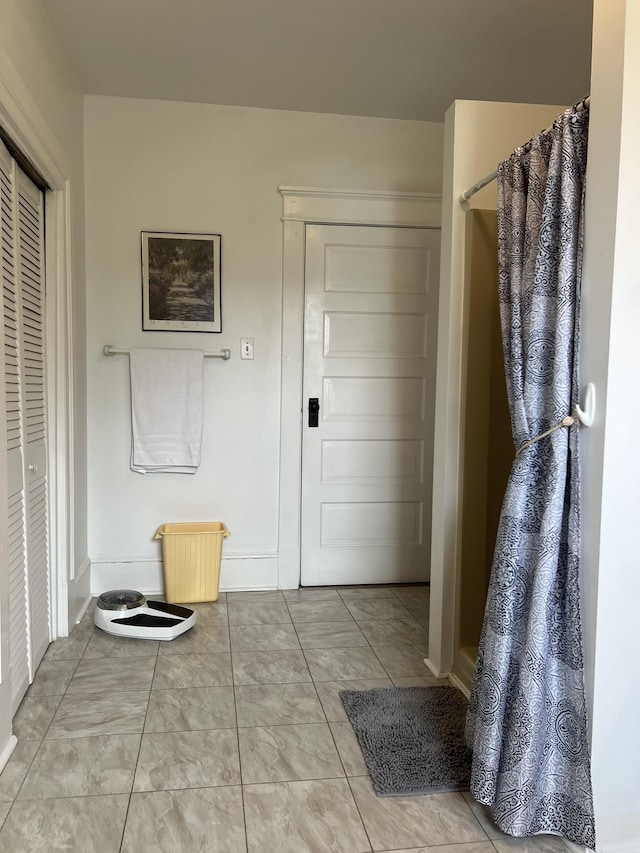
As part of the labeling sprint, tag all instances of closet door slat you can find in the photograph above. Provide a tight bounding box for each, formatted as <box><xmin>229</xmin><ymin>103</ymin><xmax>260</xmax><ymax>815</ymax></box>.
<box><xmin>16</xmin><ymin>168</ymin><xmax>49</xmax><ymax>680</ymax></box>
<box><xmin>1</xmin><ymin>143</ymin><xmax>32</xmax><ymax>708</ymax></box>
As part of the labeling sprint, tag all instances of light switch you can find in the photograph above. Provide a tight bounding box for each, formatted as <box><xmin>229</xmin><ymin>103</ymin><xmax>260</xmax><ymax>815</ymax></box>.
<box><xmin>241</xmin><ymin>337</ymin><xmax>254</xmax><ymax>360</ymax></box>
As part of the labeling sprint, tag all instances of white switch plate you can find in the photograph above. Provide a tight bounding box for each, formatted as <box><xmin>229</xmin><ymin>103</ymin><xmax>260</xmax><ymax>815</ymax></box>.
<box><xmin>241</xmin><ymin>337</ymin><xmax>254</xmax><ymax>360</ymax></box>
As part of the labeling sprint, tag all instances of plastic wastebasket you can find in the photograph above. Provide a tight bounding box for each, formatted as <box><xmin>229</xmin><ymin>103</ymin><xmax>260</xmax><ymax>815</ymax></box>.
<box><xmin>154</xmin><ymin>522</ymin><xmax>230</xmax><ymax>603</ymax></box>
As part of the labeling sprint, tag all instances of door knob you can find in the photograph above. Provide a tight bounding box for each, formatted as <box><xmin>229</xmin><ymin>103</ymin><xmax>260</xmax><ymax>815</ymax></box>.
<box><xmin>308</xmin><ymin>398</ymin><xmax>320</xmax><ymax>428</ymax></box>
<box><xmin>28</xmin><ymin>462</ymin><xmax>38</xmax><ymax>473</ymax></box>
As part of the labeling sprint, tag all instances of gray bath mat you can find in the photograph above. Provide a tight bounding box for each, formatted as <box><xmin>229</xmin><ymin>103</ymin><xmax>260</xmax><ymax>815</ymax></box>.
<box><xmin>339</xmin><ymin>685</ymin><xmax>472</xmax><ymax>796</ymax></box>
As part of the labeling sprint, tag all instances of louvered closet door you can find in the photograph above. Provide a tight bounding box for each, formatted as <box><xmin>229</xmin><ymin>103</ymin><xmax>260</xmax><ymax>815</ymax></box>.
<box><xmin>1</xmin><ymin>141</ymin><xmax>29</xmax><ymax>709</ymax></box>
<box><xmin>17</xmin><ymin>168</ymin><xmax>49</xmax><ymax>678</ymax></box>
<box><xmin>0</xmin><ymin>140</ymin><xmax>49</xmax><ymax>712</ymax></box>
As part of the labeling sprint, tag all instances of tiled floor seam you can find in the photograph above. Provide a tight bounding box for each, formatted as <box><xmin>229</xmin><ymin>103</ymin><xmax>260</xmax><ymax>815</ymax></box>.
<box><xmin>14</xmin><ymin>790</ymin><xmax>138</xmax><ymax>803</ymax></box>
<box><xmin>243</xmin><ymin>773</ymin><xmax>361</xmax><ymax>787</ymax></box>
<box><xmin>230</xmin><ymin>637</ymin><xmax>251</xmax><ymax>851</ymax></box>
<box><xmin>455</xmin><ymin>790</ymin><xmax>494</xmax><ymax>843</ymax></box>
<box><xmin>289</xmin><ymin>593</ymin><xmax>423</xmax><ymax>682</ymax></box>
<box><xmin>248</xmin><ymin>593</ymin><xmax>370</xmax><ymax>850</ymax></box>
<box><xmin>234</xmin><ymin>703</ymin><xmax>251</xmax><ymax>850</ymax></box>
<box><xmin>12</xmin><ymin>790</ymin><xmax>121</xmax><ymax>801</ymax></box>
<box><xmin>228</xmin><ymin>615</ymin><xmax>248</xmax><ymax>844</ymax></box>
<box><xmin>8</xmin><ymin>654</ymin><xmax>83</xmax><ymax>808</ymax></box>
<box><xmin>325</xmin><ymin>713</ymin><xmax>375</xmax><ymax>850</ymax></box>
<box><xmin>39</xmin><ymin>689</ymin><xmax>72</xmax><ymax>741</ymax></box>
<box><xmin>118</xmin><ymin>637</ymin><xmax>160</xmax><ymax>852</ymax></box>
<box><xmin>286</xmin><ymin>596</ymin><xmax>314</xmax><ymax>684</ymax></box>
<box><xmin>344</xmin><ymin>775</ymin><xmax>375</xmax><ymax>852</ymax></box>
<box><xmin>350</xmin><ymin>616</ymin><xmax>397</xmax><ymax>681</ymax></box>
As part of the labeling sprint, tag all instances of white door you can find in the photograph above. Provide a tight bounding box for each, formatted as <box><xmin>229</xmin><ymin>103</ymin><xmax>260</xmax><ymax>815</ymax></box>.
<box><xmin>301</xmin><ymin>224</ymin><xmax>440</xmax><ymax>586</ymax></box>
<box><xmin>0</xmin><ymin>140</ymin><xmax>49</xmax><ymax>711</ymax></box>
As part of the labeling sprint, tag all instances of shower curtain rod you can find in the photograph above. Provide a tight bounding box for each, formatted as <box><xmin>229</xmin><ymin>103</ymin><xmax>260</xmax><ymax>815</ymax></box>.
<box><xmin>459</xmin><ymin>97</ymin><xmax>590</xmax><ymax>203</ymax></box>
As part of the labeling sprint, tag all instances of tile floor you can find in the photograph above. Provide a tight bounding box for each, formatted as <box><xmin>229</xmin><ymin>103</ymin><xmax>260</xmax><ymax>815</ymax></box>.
<box><xmin>0</xmin><ymin>585</ymin><xmax>568</xmax><ymax>852</ymax></box>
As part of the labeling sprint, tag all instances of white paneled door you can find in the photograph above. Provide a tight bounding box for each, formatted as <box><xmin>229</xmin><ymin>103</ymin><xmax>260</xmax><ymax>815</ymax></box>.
<box><xmin>0</xmin><ymin>139</ymin><xmax>49</xmax><ymax>712</ymax></box>
<box><xmin>301</xmin><ymin>224</ymin><xmax>440</xmax><ymax>586</ymax></box>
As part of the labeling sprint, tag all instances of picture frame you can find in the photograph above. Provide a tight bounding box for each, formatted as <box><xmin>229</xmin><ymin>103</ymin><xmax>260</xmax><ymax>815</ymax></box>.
<box><xmin>141</xmin><ymin>231</ymin><xmax>222</xmax><ymax>332</ymax></box>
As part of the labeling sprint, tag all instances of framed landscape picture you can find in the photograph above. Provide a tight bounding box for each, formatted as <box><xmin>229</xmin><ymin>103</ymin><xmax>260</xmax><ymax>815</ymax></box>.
<box><xmin>141</xmin><ymin>231</ymin><xmax>222</xmax><ymax>332</ymax></box>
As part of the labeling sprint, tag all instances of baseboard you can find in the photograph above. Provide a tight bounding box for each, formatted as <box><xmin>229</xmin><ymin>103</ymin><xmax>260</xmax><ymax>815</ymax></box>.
<box><xmin>90</xmin><ymin>554</ymin><xmax>279</xmax><ymax>596</ymax></box>
<box><xmin>0</xmin><ymin>735</ymin><xmax>17</xmax><ymax>775</ymax></box>
<box><xmin>74</xmin><ymin>593</ymin><xmax>92</xmax><ymax>624</ymax></box>
<box><xmin>448</xmin><ymin>671</ymin><xmax>471</xmax><ymax>699</ymax></box>
<box><xmin>423</xmin><ymin>657</ymin><xmax>449</xmax><ymax>679</ymax></box>
<box><xmin>67</xmin><ymin>557</ymin><xmax>92</xmax><ymax>630</ymax></box>
<box><xmin>451</xmin><ymin>646</ymin><xmax>477</xmax><ymax>696</ymax></box>
<box><xmin>75</xmin><ymin>557</ymin><xmax>91</xmax><ymax>583</ymax></box>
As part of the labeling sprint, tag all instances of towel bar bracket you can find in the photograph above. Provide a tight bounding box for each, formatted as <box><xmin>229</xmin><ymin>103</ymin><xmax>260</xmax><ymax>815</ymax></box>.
<box><xmin>103</xmin><ymin>345</ymin><xmax>231</xmax><ymax>360</ymax></box>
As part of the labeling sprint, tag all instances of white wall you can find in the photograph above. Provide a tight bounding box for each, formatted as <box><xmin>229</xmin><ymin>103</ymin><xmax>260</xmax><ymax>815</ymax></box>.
<box><xmin>84</xmin><ymin>96</ymin><xmax>444</xmax><ymax>593</ymax></box>
<box><xmin>1</xmin><ymin>0</ymin><xmax>88</xmax><ymax>590</ymax></box>
<box><xmin>427</xmin><ymin>100</ymin><xmax>565</xmax><ymax>676</ymax></box>
<box><xmin>0</xmin><ymin>0</ymin><xmax>86</xmax><ymax>759</ymax></box>
<box><xmin>581</xmin><ymin>0</ymin><xmax>640</xmax><ymax>849</ymax></box>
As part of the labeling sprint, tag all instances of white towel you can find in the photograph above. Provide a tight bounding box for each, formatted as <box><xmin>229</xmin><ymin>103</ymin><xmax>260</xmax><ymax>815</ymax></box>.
<box><xmin>129</xmin><ymin>348</ymin><xmax>204</xmax><ymax>474</ymax></box>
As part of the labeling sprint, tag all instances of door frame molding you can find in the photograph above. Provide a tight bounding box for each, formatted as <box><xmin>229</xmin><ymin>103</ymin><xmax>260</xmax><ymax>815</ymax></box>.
<box><xmin>0</xmin><ymin>53</ymin><xmax>77</xmax><ymax>642</ymax></box>
<box><xmin>277</xmin><ymin>186</ymin><xmax>442</xmax><ymax>589</ymax></box>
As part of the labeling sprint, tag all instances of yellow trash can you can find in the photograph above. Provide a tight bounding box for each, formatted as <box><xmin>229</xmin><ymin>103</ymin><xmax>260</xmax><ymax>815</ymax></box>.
<box><xmin>154</xmin><ymin>522</ymin><xmax>230</xmax><ymax>603</ymax></box>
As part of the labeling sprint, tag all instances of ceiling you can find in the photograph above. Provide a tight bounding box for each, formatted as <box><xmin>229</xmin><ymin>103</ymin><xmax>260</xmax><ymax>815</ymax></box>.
<box><xmin>41</xmin><ymin>0</ymin><xmax>593</xmax><ymax>122</ymax></box>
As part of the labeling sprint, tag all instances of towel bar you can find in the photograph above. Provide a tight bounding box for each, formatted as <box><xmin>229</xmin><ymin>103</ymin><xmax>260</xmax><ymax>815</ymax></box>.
<box><xmin>103</xmin><ymin>345</ymin><xmax>231</xmax><ymax>360</ymax></box>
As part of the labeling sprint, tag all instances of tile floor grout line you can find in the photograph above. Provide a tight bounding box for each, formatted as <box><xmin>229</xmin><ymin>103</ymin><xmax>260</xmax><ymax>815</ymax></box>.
<box><xmin>343</xmin><ymin>773</ymin><xmax>375</xmax><ymax>853</ymax></box>
<box><xmin>107</xmin><ymin>601</ymin><xmax>236</xmax><ymax>832</ymax></box>
<box><xmin>371</xmin><ymin>641</ymin><xmax>401</xmax><ymax>682</ymax></box>
<box><xmin>230</xmin><ymin>642</ymin><xmax>251</xmax><ymax>852</ymax></box>
<box><xmin>5</xmin><ymin>790</ymin><xmax>137</xmax><ymax>803</ymax></box>
<box><xmin>0</xmin><ymin>613</ymin><xmax>91</xmax><ymax>828</ymax></box>
<box><xmin>325</xmin><ymin>706</ymin><xmax>353</xmax><ymax>783</ymax></box>
<box><xmin>117</xmin><ymin>626</ymin><xmax>161</xmax><ymax>851</ymax></box>
<box><xmin>239</xmin><ymin>774</ymin><xmax>380</xmax><ymax>800</ymax></box>
<box><xmin>241</xmin><ymin>774</ymin><xmax>367</xmax><ymax>790</ymax></box>
<box><xmin>457</xmin><ymin>789</ymin><xmax>495</xmax><ymax>845</ymax></box>
<box><xmin>239</xmin><ymin>780</ymin><xmax>250</xmax><ymax>852</ymax></box>
<box><xmin>31</xmin><ymin>691</ymin><xmax>66</xmax><ymax>742</ymax></box>
<box><xmin>310</xmin><ymin>678</ymin><xmax>329</xmax><ymax>726</ymax></box>
<box><xmin>351</xmin><ymin>606</ymin><xmax>400</xmax><ymax>684</ymax></box>
<box><xmin>9</xmin><ymin>650</ymin><xmax>85</xmax><ymax>804</ymax></box>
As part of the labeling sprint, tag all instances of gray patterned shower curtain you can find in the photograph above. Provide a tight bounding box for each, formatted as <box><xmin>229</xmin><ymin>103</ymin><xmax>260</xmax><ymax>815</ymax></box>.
<box><xmin>465</xmin><ymin>107</ymin><xmax>596</xmax><ymax>849</ymax></box>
